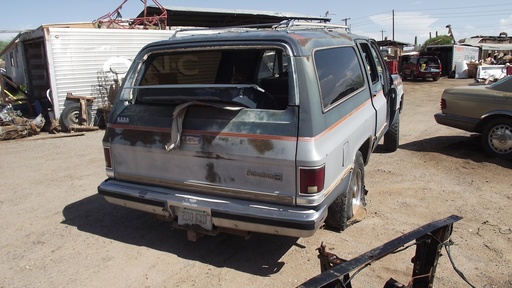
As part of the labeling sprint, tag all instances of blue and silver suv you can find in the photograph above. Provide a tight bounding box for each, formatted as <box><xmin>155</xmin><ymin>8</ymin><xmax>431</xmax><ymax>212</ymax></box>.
<box><xmin>98</xmin><ymin>21</ymin><xmax>404</xmax><ymax>239</ymax></box>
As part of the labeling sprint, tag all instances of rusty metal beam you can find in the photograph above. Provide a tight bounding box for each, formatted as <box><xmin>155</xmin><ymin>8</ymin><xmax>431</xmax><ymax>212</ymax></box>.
<box><xmin>298</xmin><ymin>215</ymin><xmax>462</xmax><ymax>288</ymax></box>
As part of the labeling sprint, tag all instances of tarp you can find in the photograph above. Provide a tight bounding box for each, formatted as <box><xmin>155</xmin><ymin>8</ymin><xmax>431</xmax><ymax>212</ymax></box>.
<box><xmin>459</xmin><ymin>38</ymin><xmax>512</xmax><ymax>51</ymax></box>
<box><xmin>476</xmin><ymin>43</ymin><xmax>512</xmax><ymax>51</ymax></box>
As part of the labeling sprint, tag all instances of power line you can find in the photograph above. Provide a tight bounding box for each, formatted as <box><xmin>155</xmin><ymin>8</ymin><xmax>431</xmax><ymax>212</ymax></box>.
<box><xmin>396</xmin><ymin>2</ymin><xmax>512</xmax><ymax>12</ymax></box>
<box><xmin>347</xmin><ymin>3</ymin><xmax>512</xmax><ymax>26</ymax></box>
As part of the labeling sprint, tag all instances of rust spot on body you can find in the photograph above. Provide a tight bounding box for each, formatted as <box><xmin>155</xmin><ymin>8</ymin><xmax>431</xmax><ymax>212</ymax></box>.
<box><xmin>205</xmin><ymin>162</ymin><xmax>221</xmax><ymax>183</ymax></box>
<box><xmin>248</xmin><ymin>138</ymin><xmax>274</xmax><ymax>155</ymax></box>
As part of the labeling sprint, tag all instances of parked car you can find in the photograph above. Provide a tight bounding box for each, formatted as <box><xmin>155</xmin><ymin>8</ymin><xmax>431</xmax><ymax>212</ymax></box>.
<box><xmin>402</xmin><ymin>55</ymin><xmax>442</xmax><ymax>81</ymax></box>
<box><xmin>97</xmin><ymin>21</ymin><xmax>404</xmax><ymax>240</ymax></box>
<box><xmin>434</xmin><ymin>76</ymin><xmax>512</xmax><ymax>159</ymax></box>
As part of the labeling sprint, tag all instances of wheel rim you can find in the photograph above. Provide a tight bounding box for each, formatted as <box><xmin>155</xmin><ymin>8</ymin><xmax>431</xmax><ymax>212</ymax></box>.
<box><xmin>68</xmin><ymin>110</ymin><xmax>80</xmax><ymax>125</ymax></box>
<box><xmin>487</xmin><ymin>123</ymin><xmax>512</xmax><ymax>155</ymax></box>
<box><xmin>351</xmin><ymin>168</ymin><xmax>365</xmax><ymax>217</ymax></box>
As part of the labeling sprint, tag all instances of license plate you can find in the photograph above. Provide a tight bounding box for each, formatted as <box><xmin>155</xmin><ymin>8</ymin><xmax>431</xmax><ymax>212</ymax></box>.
<box><xmin>425</xmin><ymin>74</ymin><xmax>431</xmax><ymax>77</ymax></box>
<box><xmin>177</xmin><ymin>207</ymin><xmax>212</xmax><ymax>230</ymax></box>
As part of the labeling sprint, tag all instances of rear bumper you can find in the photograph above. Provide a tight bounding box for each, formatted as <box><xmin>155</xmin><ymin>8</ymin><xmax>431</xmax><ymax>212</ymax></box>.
<box><xmin>434</xmin><ymin>113</ymin><xmax>479</xmax><ymax>132</ymax></box>
<box><xmin>98</xmin><ymin>179</ymin><xmax>327</xmax><ymax>237</ymax></box>
<box><xmin>417</xmin><ymin>71</ymin><xmax>441</xmax><ymax>78</ymax></box>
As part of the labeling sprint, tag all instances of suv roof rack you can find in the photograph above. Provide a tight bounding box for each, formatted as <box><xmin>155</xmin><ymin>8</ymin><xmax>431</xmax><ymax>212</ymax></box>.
<box><xmin>169</xmin><ymin>19</ymin><xmax>349</xmax><ymax>39</ymax></box>
<box><xmin>274</xmin><ymin>19</ymin><xmax>348</xmax><ymax>31</ymax></box>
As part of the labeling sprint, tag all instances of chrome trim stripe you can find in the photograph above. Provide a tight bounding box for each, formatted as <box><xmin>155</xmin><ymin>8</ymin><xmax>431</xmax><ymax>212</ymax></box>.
<box><xmin>114</xmin><ymin>173</ymin><xmax>295</xmax><ymax>205</ymax></box>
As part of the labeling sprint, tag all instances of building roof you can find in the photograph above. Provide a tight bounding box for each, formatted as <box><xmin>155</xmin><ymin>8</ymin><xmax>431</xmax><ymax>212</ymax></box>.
<box><xmin>137</xmin><ymin>6</ymin><xmax>329</xmax><ymax>27</ymax></box>
<box><xmin>461</xmin><ymin>37</ymin><xmax>512</xmax><ymax>51</ymax></box>
<box><xmin>376</xmin><ymin>40</ymin><xmax>412</xmax><ymax>47</ymax></box>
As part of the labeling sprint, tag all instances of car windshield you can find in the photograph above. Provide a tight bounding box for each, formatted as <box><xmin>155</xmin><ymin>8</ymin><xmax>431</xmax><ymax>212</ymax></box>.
<box><xmin>488</xmin><ymin>75</ymin><xmax>512</xmax><ymax>92</ymax></box>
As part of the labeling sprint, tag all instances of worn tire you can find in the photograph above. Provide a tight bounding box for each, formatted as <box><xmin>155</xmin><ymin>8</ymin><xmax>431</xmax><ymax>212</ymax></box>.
<box><xmin>59</xmin><ymin>102</ymin><xmax>91</xmax><ymax>132</ymax></box>
<box><xmin>383</xmin><ymin>114</ymin><xmax>400</xmax><ymax>152</ymax></box>
<box><xmin>481</xmin><ymin>117</ymin><xmax>512</xmax><ymax>159</ymax></box>
<box><xmin>433</xmin><ymin>77</ymin><xmax>440</xmax><ymax>81</ymax></box>
<box><xmin>325</xmin><ymin>151</ymin><xmax>367</xmax><ymax>231</ymax></box>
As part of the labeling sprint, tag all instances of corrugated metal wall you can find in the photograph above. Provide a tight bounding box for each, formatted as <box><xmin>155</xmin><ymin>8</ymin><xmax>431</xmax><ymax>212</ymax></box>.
<box><xmin>46</xmin><ymin>27</ymin><xmax>172</xmax><ymax>118</ymax></box>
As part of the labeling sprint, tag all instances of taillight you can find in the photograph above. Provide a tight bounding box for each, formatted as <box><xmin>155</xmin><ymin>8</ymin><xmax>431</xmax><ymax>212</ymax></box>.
<box><xmin>300</xmin><ymin>165</ymin><xmax>325</xmax><ymax>194</ymax></box>
<box><xmin>103</xmin><ymin>146</ymin><xmax>112</xmax><ymax>169</ymax></box>
<box><xmin>440</xmin><ymin>98</ymin><xmax>447</xmax><ymax>110</ymax></box>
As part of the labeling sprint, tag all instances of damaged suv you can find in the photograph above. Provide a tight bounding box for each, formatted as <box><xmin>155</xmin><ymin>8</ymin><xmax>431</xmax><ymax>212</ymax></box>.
<box><xmin>98</xmin><ymin>21</ymin><xmax>404</xmax><ymax>239</ymax></box>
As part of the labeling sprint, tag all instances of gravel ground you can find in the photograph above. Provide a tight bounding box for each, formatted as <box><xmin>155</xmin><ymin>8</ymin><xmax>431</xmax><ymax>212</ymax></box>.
<box><xmin>1</xmin><ymin>77</ymin><xmax>511</xmax><ymax>288</ymax></box>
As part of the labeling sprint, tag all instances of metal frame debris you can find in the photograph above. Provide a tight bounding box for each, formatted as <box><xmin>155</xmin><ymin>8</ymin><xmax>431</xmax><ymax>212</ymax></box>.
<box><xmin>298</xmin><ymin>215</ymin><xmax>463</xmax><ymax>288</ymax></box>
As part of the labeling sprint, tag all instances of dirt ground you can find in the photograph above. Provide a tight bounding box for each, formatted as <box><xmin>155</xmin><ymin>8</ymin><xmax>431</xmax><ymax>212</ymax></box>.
<box><xmin>1</xmin><ymin>77</ymin><xmax>511</xmax><ymax>288</ymax></box>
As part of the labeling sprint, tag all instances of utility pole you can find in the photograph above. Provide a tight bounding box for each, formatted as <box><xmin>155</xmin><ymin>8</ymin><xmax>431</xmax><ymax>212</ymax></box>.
<box><xmin>341</xmin><ymin>17</ymin><xmax>351</xmax><ymax>26</ymax></box>
<box><xmin>380</xmin><ymin>30</ymin><xmax>386</xmax><ymax>41</ymax></box>
<box><xmin>392</xmin><ymin>9</ymin><xmax>395</xmax><ymax>41</ymax></box>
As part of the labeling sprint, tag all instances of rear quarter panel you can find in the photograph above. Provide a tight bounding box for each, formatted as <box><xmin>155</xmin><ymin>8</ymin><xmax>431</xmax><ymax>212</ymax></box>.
<box><xmin>442</xmin><ymin>87</ymin><xmax>512</xmax><ymax>119</ymax></box>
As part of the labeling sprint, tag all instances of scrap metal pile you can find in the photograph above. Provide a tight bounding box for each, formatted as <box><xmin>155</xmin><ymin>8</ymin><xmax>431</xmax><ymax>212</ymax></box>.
<box><xmin>0</xmin><ymin>104</ymin><xmax>45</xmax><ymax>140</ymax></box>
<box><xmin>1</xmin><ymin>72</ymin><xmax>60</xmax><ymax>140</ymax></box>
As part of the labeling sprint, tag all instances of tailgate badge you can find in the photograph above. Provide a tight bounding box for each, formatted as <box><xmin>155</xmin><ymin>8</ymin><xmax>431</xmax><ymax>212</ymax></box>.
<box><xmin>117</xmin><ymin>116</ymin><xmax>129</xmax><ymax>123</ymax></box>
<box><xmin>247</xmin><ymin>170</ymin><xmax>283</xmax><ymax>181</ymax></box>
<box><xmin>182</xmin><ymin>135</ymin><xmax>201</xmax><ymax>145</ymax></box>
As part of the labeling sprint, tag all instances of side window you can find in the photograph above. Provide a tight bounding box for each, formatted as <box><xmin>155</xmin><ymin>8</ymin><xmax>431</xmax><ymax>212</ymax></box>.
<box><xmin>314</xmin><ymin>47</ymin><xmax>365</xmax><ymax>109</ymax></box>
<box><xmin>257</xmin><ymin>50</ymin><xmax>289</xmax><ymax>80</ymax></box>
<box><xmin>369</xmin><ymin>43</ymin><xmax>384</xmax><ymax>77</ymax></box>
<box><xmin>358</xmin><ymin>43</ymin><xmax>379</xmax><ymax>84</ymax></box>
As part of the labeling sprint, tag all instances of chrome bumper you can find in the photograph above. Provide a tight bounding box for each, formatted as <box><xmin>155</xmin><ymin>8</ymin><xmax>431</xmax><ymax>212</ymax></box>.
<box><xmin>98</xmin><ymin>179</ymin><xmax>327</xmax><ymax>237</ymax></box>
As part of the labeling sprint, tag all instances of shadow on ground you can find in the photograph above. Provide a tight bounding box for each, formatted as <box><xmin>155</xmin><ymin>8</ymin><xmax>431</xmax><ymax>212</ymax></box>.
<box><xmin>62</xmin><ymin>194</ymin><xmax>300</xmax><ymax>277</ymax></box>
<box><xmin>383</xmin><ymin>134</ymin><xmax>512</xmax><ymax>169</ymax></box>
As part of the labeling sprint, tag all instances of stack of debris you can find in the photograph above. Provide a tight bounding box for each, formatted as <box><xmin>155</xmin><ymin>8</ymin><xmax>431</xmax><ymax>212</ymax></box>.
<box><xmin>1</xmin><ymin>71</ymin><xmax>61</xmax><ymax>139</ymax></box>
<box><xmin>0</xmin><ymin>104</ymin><xmax>45</xmax><ymax>140</ymax></box>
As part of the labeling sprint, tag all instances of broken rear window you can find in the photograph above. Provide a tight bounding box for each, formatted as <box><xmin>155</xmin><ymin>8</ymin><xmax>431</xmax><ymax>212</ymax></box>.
<box><xmin>126</xmin><ymin>48</ymin><xmax>291</xmax><ymax>110</ymax></box>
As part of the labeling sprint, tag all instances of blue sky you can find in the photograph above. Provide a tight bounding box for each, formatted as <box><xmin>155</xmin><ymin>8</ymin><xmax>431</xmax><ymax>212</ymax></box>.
<box><xmin>1</xmin><ymin>0</ymin><xmax>512</xmax><ymax>45</ymax></box>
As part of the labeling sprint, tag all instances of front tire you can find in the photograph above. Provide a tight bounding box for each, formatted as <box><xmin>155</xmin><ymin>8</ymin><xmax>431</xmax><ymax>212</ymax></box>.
<box><xmin>383</xmin><ymin>114</ymin><xmax>400</xmax><ymax>152</ymax></box>
<box><xmin>481</xmin><ymin>118</ymin><xmax>512</xmax><ymax>159</ymax></box>
<box><xmin>325</xmin><ymin>151</ymin><xmax>367</xmax><ymax>231</ymax></box>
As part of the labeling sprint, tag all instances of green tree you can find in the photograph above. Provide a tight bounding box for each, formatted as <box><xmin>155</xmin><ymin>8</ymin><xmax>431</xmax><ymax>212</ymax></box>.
<box><xmin>0</xmin><ymin>39</ymin><xmax>10</xmax><ymax>52</ymax></box>
<box><xmin>420</xmin><ymin>35</ymin><xmax>454</xmax><ymax>51</ymax></box>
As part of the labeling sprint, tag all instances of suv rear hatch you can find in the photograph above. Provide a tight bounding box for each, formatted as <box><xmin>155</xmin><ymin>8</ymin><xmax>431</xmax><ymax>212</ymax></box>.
<box><xmin>105</xmin><ymin>46</ymin><xmax>299</xmax><ymax>206</ymax></box>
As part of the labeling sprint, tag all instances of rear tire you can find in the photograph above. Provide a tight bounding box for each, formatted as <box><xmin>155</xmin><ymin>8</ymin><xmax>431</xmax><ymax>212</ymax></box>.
<box><xmin>325</xmin><ymin>151</ymin><xmax>367</xmax><ymax>231</ymax></box>
<box><xmin>481</xmin><ymin>118</ymin><xmax>512</xmax><ymax>159</ymax></box>
<box><xmin>383</xmin><ymin>114</ymin><xmax>400</xmax><ymax>152</ymax></box>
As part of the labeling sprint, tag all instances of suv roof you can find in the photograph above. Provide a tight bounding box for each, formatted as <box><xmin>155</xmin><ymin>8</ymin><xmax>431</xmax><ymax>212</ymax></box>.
<box><xmin>143</xmin><ymin>22</ymin><xmax>360</xmax><ymax>56</ymax></box>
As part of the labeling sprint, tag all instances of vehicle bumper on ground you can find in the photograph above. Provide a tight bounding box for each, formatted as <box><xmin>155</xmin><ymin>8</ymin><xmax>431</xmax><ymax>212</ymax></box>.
<box><xmin>418</xmin><ymin>71</ymin><xmax>440</xmax><ymax>79</ymax></box>
<box><xmin>98</xmin><ymin>179</ymin><xmax>327</xmax><ymax>238</ymax></box>
<box><xmin>434</xmin><ymin>112</ymin><xmax>479</xmax><ymax>132</ymax></box>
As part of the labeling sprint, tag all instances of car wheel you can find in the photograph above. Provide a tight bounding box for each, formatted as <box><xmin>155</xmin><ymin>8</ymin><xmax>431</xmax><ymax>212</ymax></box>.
<box><xmin>383</xmin><ymin>114</ymin><xmax>400</xmax><ymax>152</ymax></box>
<box><xmin>410</xmin><ymin>72</ymin><xmax>416</xmax><ymax>81</ymax></box>
<box><xmin>59</xmin><ymin>102</ymin><xmax>91</xmax><ymax>132</ymax></box>
<box><xmin>481</xmin><ymin>118</ymin><xmax>512</xmax><ymax>159</ymax></box>
<box><xmin>433</xmin><ymin>77</ymin><xmax>440</xmax><ymax>81</ymax></box>
<box><xmin>325</xmin><ymin>151</ymin><xmax>367</xmax><ymax>231</ymax></box>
